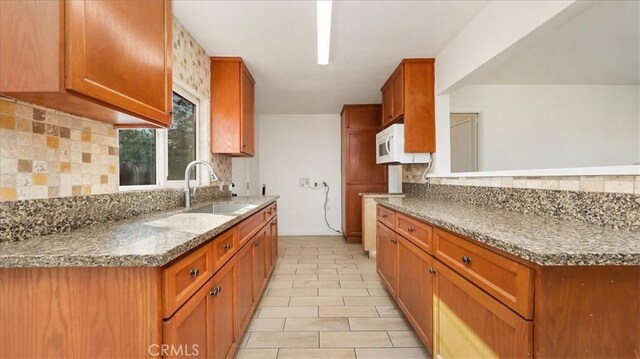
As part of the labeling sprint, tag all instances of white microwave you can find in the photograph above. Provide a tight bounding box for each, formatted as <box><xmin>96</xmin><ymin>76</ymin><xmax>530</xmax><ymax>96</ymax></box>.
<box><xmin>376</xmin><ymin>124</ymin><xmax>431</xmax><ymax>164</ymax></box>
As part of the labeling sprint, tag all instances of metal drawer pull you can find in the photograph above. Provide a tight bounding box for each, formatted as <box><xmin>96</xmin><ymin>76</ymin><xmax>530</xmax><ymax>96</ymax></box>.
<box><xmin>382</xmin><ymin>214</ymin><xmax>388</xmax><ymax>219</ymax></box>
<box><xmin>210</xmin><ymin>287</ymin><xmax>219</xmax><ymax>297</ymax></box>
<box><xmin>428</xmin><ymin>268</ymin><xmax>437</xmax><ymax>275</ymax></box>
<box><xmin>189</xmin><ymin>268</ymin><xmax>200</xmax><ymax>277</ymax></box>
<box><xmin>407</xmin><ymin>226</ymin><xmax>414</xmax><ymax>233</ymax></box>
<box><xmin>223</xmin><ymin>243</ymin><xmax>231</xmax><ymax>251</ymax></box>
<box><xmin>461</xmin><ymin>256</ymin><xmax>472</xmax><ymax>265</ymax></box>
<box><xmin>254</xmin><ymin>240</ymin><xmax>260</xmax><ymax>246</ymax></box>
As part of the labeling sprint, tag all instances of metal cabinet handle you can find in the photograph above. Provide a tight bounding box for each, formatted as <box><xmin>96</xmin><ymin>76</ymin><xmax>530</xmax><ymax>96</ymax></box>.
<box><xmin>407</xmin><ymin>226</ymin><xmax>414</xmax><ymax>233</ymax></box>
<box><xmin>254</xmin><ymin>240</ymin><xmax>260</xmax><ymax>246</ymax></box>
<box><xmin>428</xmin><ymin>268</ymin><xmax>437</xmax><ymax>275</ymax></box>
<box><xmin>382</xmin><ymin>214</ymin><xmax>388</xmax><ymax>219</ymax></box>
<box><xmin>461</xmin><ymin>256</ymin><xmax>472</xmax><ymax>265</ymax></box>
<box><xmin>210</xmin><ymin>287</ymin><xmax>219</xmax><ymax>297</ymax></box>
<box><xmin>217</xmin><ymin>285</ymin><xmax>222</xmax><ymax>294</ymax></box>
<box><xmin>190</xmin><ymin>268</ymin><xmax>200</xmax><ymax>277</ymax></box>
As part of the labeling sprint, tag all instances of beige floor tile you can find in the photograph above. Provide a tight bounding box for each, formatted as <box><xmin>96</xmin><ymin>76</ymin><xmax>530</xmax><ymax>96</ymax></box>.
<box><xmin>343</xmin><ymin>296</ymin><xmax>395</xmax><ymax>306</ymax></box>
<box><xmin>273</xmin><ymin>268</ymin><xmax>297</xmax><ymax>275</ymax></box>
<box><xmin>293</xmin><ymin>280</ymin><xmax>340</xmax><ymax>288</ymax></box>
<box><xmin>278</xmin><ymin>258</ymin><xmax>299</xmax><ymax>264</ymax></box>
<box><xmin>336</xmin><ymin>268</ymin><xmax>372</xmax><ymax>274</ymax></box>
<box><xmin>348</xmin><ymin>318</ymin><xmax>411</xmax><ymax>331</ymax></box>
<box><xmin>376</xmin><ymin>306</ymin><xmax>402</xmax><ymax>318</ymax></box>
<box><xmin>267</xmin><ymin>288</ymin><xmax>318</xmax><ymax>297</ymax></box>
<box><xmin>387</xmin><ymin>331</ymin><xmax>423</xmax><ymax>347</ymax></box>
<box><xmin>258</xmin><ymin>297</ymin><xmax>290</xmax><ymax>307</ymax></box>
<box><xmin>283</xmin><ymin>254</ymin><xmax>318</xmax><ymax>259</ymax></box>
<box><xmin>354</xmin><ymin>348</ymin><xmax>430</xmax><ymax>358</ymax></box>
<box><xmin>278</xmin><ymin>263</ymin><xmax>317</xmax><ymax>269</ymax></box>
<box><xmin>239</xmin><ymin>333</ymin><xmax>250</xmax><ymax>348</ymax></box>
<box><xmin>268</xmin><ymin>281</ymin><xmax>293</xmax><ymax>289</ymax></box>
<box><xmin>360</xmin><ymin>274</ymin><xmax>382</xmax><ymax>281</ymax></box>
<box><xmin>284</xmin><ymin>317</ymin><xmax>350</xmax><ymax>331</ymax></box>
<box><xmin>318</xmin><ymin>263</ymin><xmax>358</xmax><ymax>269</ymax></box>
<box><xmin>319</xmin><ymin>332</ymin><xmax>392</xmax><ymax>348</ymax></box>
<box><xmin>299</xmin><ymin>258</ymin><xmax>336</xmax><ymax>264</ymax></box>
<box><xmin>296</xmin><ymin>268</ymin><xmax>338</xmax><ymax>275</ymax></box>
<box><xmin>235</xmin><ymin>348</ymin><xmax>279</xmax><ymax>359</ymax></box>
<box><xmin>246</xmin><ymin>332</ymin><xmax>319</xmax><ymax>348</ymax></box>
<box><xmin>289</xmin><ymin>296</ymin><xmax>344</xmax><ymax>306</ymax></box>
<box><xmin>339</xmin><ymin>281</ymin><xmax>383</xmax><ymax>288</ymax></box>
<box><xmin>274</xmin><ymin>274</ymin><xmax>318</xmax><ymax>281</ymax></box>
<box><xmin>259</xmin><ymin>306</ymin><xmax>318</xmax><ymax>318</ymax></box>
<box><xmin>367</xmin><ymin>288</ymin><xmax>391</xmax><ymax>297</ymax></box>
<box><xmin>277</xmin><ymin>348</ymin><xmax>356</xmax><ymax>359</ymax></box>
<box><xmin>318</xmin><ymin>254</ymin><xmax>354</xmax><ymax>259</ymax></box>
<box><xmin>318</xmin><ymin>274</ymin><xmax>363</xmax><ymax>281</ymax></box>
<box><xmin>319</xmin><ymin>306</ymin><xmax>379</xmax><ymax>318</ymax></box>
<box><xmin>319</xmin><ymin>288</ymin><xmax>370</xmax><ymax>297</ymax></box>
<box><xmin>247</xmin><ymin>318</ymin><xmax>286</xmax><ymax>332</ymax></box>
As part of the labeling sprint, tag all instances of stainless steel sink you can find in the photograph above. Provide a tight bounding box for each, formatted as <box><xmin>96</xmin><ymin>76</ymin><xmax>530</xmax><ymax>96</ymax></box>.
<box><xmin>186</xmin><ymin>203</ymin><xmax>252</xmax><ymax>215</ymax></box>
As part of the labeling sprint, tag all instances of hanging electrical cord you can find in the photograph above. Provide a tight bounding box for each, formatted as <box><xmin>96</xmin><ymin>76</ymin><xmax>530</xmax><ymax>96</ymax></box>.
<box><xmin>321</xmin><ymin>181</ymin><xmax>342</xmax><ymax>234</ymax></box>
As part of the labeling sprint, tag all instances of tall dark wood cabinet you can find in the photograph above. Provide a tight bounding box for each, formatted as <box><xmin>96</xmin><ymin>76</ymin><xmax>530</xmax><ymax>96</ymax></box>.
<box><xmin>341</xmin><ymin>105</ymin><xmax>387</xmax><ymax>243</ymax></box>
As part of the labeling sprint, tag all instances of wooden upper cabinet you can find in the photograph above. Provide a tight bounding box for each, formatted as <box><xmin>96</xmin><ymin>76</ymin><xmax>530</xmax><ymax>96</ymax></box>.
<box><xmin>211</xmin><ymin>57</ymin><xmax>256</xmax><ymax>157</ymax></box>
<box><xmin>0</xmin><ymin>0</ymin><xmax>173</xmax><ymax>128</ymax></box>
<box><xmin>380</xmin><ymin>59</ymin><xmax>435</xmax><ymax>153</ymax></box>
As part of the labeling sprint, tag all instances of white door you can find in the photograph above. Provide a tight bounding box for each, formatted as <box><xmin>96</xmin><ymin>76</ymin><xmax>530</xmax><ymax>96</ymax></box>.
<box><xmin>450</xmin><ymin>113</ymin><xmax>478</xmax><ymax>172</ymax></box>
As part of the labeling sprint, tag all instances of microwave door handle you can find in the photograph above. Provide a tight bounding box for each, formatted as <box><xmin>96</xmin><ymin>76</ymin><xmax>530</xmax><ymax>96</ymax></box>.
<box><xmin>385</xmin><ymin>134</ymin><xmax>392</xmax><ymax>155</ymax></box>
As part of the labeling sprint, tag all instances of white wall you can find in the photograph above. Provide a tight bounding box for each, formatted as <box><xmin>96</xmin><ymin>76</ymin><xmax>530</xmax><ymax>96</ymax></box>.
<box><xmin>258</xmin><ymin>114</ymin><xmax>342</xmax><ymax>236</ymax></box>
<box><xmin>450</xmin><ymin>85</ymin><xmax>640</xmax><ymax>171</ymax></box>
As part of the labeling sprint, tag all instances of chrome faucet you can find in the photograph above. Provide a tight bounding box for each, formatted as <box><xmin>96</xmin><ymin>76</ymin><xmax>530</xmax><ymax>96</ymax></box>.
<box><xmin>184</xmin><ymin>160</ymin><xmax>220</xmax><ymax>208</ymax></box>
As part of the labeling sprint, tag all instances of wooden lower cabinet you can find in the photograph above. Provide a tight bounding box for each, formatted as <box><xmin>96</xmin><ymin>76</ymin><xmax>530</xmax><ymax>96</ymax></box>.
<box><xmin>270</xmin><ymin>217</ymin><xmax>279</xmax><ymax>264</ymax></box>
<box><xmin>396</xmin><ymin>235</ymin><xmax>434</xmax><ymax>352</ymax></box>
<box><xmin>433</xmin><ymin>260</ymin><xmax>533</xmax><ymax>358</ymax></box>
<box><xmin>252</xmin><ymin>226</ymin><xmax>268</xmax><ymax>298</ymax></box>
<box><xmin>236</xmin><ymin>233</ymin><xmax>256</xmax><ymax>336</ymax></box>
<box><xmin>376</xmin><ymin>222</ymin><xmax>397</xmax><ymax>298</ymax></box>
<box><xmin>163</xmin><ymin>254</ymin><xmax>237</xmax><ymax>359</ymax></box>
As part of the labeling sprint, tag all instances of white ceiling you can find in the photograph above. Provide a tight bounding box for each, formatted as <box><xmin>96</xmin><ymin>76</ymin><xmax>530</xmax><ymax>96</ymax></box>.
<box><xmin>173</xmin><ymin>0</ymin><xmax>488</xmax><ymax>114</ymax></box>
<box><xmin>462</xmin><ymin>0</ymin><xmax>640</xmax><ymax>86</ymax></box>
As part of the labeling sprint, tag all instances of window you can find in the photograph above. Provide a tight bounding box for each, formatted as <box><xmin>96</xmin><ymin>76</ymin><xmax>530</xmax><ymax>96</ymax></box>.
<box><xmin>118</xmin><ymin>86</ymin><xmax>204</xmax><ymax>188</ymax></box>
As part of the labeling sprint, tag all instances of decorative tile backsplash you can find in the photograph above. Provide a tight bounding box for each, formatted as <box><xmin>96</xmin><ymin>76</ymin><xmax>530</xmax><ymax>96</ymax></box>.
<box><xmin>0</xmin><ymin>98</ymin><xmax>118</xmax><ymax>201</ymax></box>
<box><xmin>403</xmin><ymin>164</ymin><xmax>640</xmax><ymax>194</ymax></box>
<box><xmin>0</xmin><ymin>17</ymin><xmax>233</xmax><ymax>202</ymax></box>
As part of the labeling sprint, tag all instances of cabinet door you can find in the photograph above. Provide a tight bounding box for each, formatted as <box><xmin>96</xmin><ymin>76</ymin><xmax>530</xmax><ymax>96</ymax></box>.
<box><xmin>345</xmin><ymin>130</ymin><xmax>387</xmax><ymax>184</ymax></box>
<box><xmin>397</xmin><ymin>236</ymin><xmax>433</xmax><ymax>351</ymax></box>
<box><xmin>240</xmin><ymin>64</ymin><xmax>255</xmax><ymax>156</ymax></box>
<box><xmin>382</xmin><ymin>84</ymin><xmax>393</xmax><ymax>127</ymax></box>
<box><xmin>345</xmin><ymin>184</ymin><xmax>387</xmax><ymax>240</ymax></box>
<box><xmin>163</xmin><ymin>279</ymin><xmax>213</xmax><ymax>359</ymax></box>
<box><xmin>376</xmin><ymin>222</ymin><xmax>397</xmax><ymax>298</ymax></box>
<box><xmin>433</xmin><ymin>260</ymin><xmax>533</xmax><ymax>359</ymax></box>
<box><xmin>236</xmin><ymin>240</ymin><xmax>254</xmax><ymax>335</ymax></box>
<box><xmin>391</xmin><ymin>66</ymin><xmax>404</xmax><ymax>121</ymax></box>
<box><xmin>65</xmin><ymin>0</ymin><xmax>172</xmax><ymax>126</ymax></box>
<box><xmin>264</xmin><ymin>222</ymin><xmax>273</xmax><ymax>275</ymax></box>
<box><xmin>270</xmin><ymin>217</ymin><xmax>279</xmax><ymax>266</ymax></box>
<box><xmin>252</xmin><ymin>227</ymin><xmax>268</xmax><ymax>299</ymax></box>
<box><xmin>209</xmin><ymin>260</ymin><xmax>237</xmax><ymax>359</ymax></box>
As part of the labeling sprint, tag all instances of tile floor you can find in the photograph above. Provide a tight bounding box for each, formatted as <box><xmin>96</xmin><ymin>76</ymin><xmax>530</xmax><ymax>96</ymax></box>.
<box><xmin>235</xmin><ymin>236</ymin><xmax>430</xmax><ymax>359</ymax></box>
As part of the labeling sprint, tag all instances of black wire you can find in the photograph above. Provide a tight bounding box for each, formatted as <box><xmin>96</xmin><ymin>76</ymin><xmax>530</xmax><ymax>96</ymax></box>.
<box><xmin>322</xmin><ymin>181</ymin><xmax>342</xmax><ymax>234</ymax></box>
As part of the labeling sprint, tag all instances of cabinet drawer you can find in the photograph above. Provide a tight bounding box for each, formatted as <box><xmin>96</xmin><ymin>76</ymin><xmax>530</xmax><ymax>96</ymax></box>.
<box><xmin>266</xmin><ymin>202</ymin><xmax>277</xmax><ymax>219</ymax></box>
<box><xmin>212</xmin><ymin>228</ymin><xmax>238</xmax><ymax>271</ymax></box>
<box><xmin>433</xmin><ymin>228</ymin><xmax>533</xmax><ymax>319</ymax></box>
<box><xmin>239</xmin><ymin>209</ymin><xmax>266</xmax><ymax>246</ymax></box>
<box><xmin>162</xmin><ymin>244</ymin><xmax>214</xmax><ymax>318</ymax></box>
<box><xmin>396</xmin><ymin>214</ymin><xmax>432</xmax><ymax>254</ymax></box>
<box><xmin>377</xmin><ymin>205</ymin><xmax>395</xmax><ymax>228</ymax></box>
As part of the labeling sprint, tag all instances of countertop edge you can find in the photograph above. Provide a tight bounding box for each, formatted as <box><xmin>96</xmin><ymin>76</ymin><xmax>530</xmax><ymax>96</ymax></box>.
<box><xmin>376</xmin><ymin>200</ymin><xmax>640</xmax><ymax>266</ymax></box>
<box><xmin>0</xmin><ymin>197</ymin><xmax>279</xmax><ymax>268</ymax></box>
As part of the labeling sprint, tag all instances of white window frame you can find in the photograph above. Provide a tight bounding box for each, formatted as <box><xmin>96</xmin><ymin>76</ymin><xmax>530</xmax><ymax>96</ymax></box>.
<box><xmin>118</xmin><ymin>80</ymin><xmax>210</xmax><ymax>191</ymax></box>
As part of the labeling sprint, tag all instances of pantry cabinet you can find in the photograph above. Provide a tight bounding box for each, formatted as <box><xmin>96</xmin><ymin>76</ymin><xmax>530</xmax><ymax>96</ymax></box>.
<box><xmin>211</xmin><ymin>57</ymin><xmax>256</xmax><ymax>157</ymax></box>
<box><xmin>380</xmin><ymin>59</ymin><xmax>435</xmax><ymax>152</ymax></box>
<box><xmin>0</xmin><ymin>0</ymin><xmax>173</xmax><ymax>127</ymax></box>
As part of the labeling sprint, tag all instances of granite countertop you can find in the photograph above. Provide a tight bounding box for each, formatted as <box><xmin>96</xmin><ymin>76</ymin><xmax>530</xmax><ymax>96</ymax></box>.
<box><xmin>377</xmin><ymin>197</ymin><xmax>640</xmax><ymax>266</ymax></box>
<box><xmin>0</xmin><ymin>196</ymin><xmax>278</xmax><ymax>268</ymax></box>
<box><xmin>359</xmin><ymin>193</ymin><xmax>406</xmax><ymax>198</ymax></box>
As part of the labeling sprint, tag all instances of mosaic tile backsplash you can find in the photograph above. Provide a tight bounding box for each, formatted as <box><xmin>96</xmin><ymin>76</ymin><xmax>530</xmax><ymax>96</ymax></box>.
<box><xmin>0</xmin><ymin>99</ymin><xmax>118</xmax><ymax>201</ymax></box>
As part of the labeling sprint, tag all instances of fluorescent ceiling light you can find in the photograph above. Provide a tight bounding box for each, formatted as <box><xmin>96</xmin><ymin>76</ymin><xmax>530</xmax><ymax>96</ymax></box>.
<box><xmin>316</xmin><ymin>0</ymin><xmax>332</xmax><ymax>65</ymax></box>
